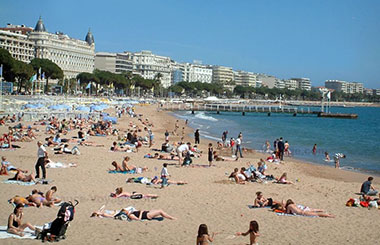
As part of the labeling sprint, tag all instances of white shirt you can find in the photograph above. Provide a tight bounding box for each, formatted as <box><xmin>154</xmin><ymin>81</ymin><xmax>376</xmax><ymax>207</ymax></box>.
<box><xmin>161</xmin><ymin>167</ymin><xmax>169</xmax><ymax>177</ymax></box>
<box><xmin>38</xmin><ymin>145</ymin><xmax>47</xmax><ymax>158</ymax></box>
<box><xmin>236</xmin><ymin>138</ymin><xmax>241</xmax><ymax>145</ymax></box>
<box><xmin>177</xmin><ymin>144</ymin><xmax>189</xmax><ymax>152</ymax></box>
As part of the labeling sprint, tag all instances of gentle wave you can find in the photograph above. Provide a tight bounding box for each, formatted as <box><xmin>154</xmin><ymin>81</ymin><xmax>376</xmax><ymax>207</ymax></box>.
<box><xmin>194</xmin><ymin>112</ymin><xmax>218</xmax><ymax>122</ymax></box>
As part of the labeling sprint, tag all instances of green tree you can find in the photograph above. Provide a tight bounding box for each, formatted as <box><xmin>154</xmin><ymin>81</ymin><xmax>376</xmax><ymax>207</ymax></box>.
<box><xmin>13</xmin><ymin>60</ymin><xmax>34</xmax><ymax>93</ymax></box>
<box><xmin>30</xmin><ymin>58</ymin><xmax>63</xmax><ymax>93</ymax></box>
<box><xmin>0</xmin><ymin>48</ymin><xmax>15</xmax><ymax>82</ymax></box>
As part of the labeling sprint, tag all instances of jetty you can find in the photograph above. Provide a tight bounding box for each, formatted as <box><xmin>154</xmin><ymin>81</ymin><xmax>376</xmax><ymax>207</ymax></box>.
<box><xmin>162</xmin><ymin>103</ymin><xmax>358</xmax><ymax>119</ymax></box>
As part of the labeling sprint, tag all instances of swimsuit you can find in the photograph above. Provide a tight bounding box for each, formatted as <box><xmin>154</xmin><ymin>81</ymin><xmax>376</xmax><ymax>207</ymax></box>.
<box><xmin>131</xmin><ymin>211</ymin><xmax>149</xmax><ymax>220</ymax></box>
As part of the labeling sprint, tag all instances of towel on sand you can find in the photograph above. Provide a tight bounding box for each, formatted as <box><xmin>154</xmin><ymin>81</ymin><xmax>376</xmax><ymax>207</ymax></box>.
<box><xmin>2</xmin><ymin>180</ymin><xmax>36</xmax><ymax>186</ymax></box>
<box><xmin>0</xmin><ymin>226</ymin><xmax>38</xmax><ymax>239</ymax></box>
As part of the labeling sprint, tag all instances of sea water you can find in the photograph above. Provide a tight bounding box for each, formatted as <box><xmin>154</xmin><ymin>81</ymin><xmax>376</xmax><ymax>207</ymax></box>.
<box><xmin>173</xmin><ymin>106</ymin><xmax>380</xmax><ymax>174</ymax></box>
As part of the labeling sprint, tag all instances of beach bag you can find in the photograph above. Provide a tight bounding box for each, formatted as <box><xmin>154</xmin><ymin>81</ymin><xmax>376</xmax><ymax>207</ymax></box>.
<box><xmin>346</xmin><ymin>198</ymin><xmax>355</xmax><ymax>207</ymax></box>
<box><xmin>360</xmin><ymin>201</ymin><xmax>369</xmax><ymax>207</ymax></box>
<box><xmin>72</xmin><ymin>146</ymin><xmax>80</xmax><ymax>155</ymax></box>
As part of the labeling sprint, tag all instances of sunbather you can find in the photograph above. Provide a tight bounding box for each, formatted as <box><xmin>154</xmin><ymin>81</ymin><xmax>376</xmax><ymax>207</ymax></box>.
<box><xmin>8</xmin><ymin>170</ymin><xmax>36</xmax><ymax>183</ymax></box>
<box><xmin>275</xmin><ymin>173</ymin><xmax>294</xmax><ymax>184</ymax></box>
<box><xmin>253</xmin><ymin>192</ymin><xmax>283</xmax><ymax>208</ymax></box>
<box><xmin>8</xmin><ymin>195</ymin><xmax>37</xmax><ymax>207</ymax></box>
<box><xmin>45</xmin><ymin>186</ymin><xmax>61</xmax><ymax>204</ymax></box>
<box><xmin>285</xmin><ymin>199</ymin><xmax>335</xmax><ymax>218</ymax></box>
<box><xmin>7</xmin><ymin>204</ymin><xmax>40</xmax><ymax>237</ymax></box>
<box><xmin>110</xmin><ymin>187</ymin><xmax>158</xmax><ymax>199</ymax></box>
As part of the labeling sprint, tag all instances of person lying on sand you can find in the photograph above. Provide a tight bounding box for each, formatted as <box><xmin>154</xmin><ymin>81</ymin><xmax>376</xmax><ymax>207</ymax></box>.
<box><xmin>213</xmin><ymin>152</ymin><xmax>238</xmax><ymax>162</ymax></box>
<box><xmin>91</xmin><ymin>207</ymin><xmax>176</xmax><ymax>220</ymax></box>
<box><xmin>110</xmin><ymin>187</ymin><xmax>158</xmax><ymax>199</ymax></box>
<box><xmin>26</xmin><ymin>190</ymin><xmax>53</xmax><ymax>208</ymax></box>
<box><xmin>285</xmin><ymin>199</ymin><xmax>335</xmax><ymax>218</ymax></box>
<box><xmin>8</xmin><ymin>170</ymin><xmax>36</xmax><ymax>183</ymax></box>
<box><xmin>8</xmin><ymin>195</ymin><xmax>37</xmax><ymax>207</ymax></box>
<box><xmin>229</xmin><ymin>168</ymin><xmax>246</xmax><ymax>184</ymax></box>
<box><xmin>109</xmin><ymin>158</ymin><xmax>148</xmax><ymax>173</ymax></box>
<box><xmin>126</xmin><ymin>176</ymin><xmax>187</xmax><ymax>185</ymax></box>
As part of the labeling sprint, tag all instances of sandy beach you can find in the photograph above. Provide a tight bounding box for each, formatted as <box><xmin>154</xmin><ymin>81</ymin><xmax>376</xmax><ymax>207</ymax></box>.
<box><xmin>1</xmin><ymin>104</ymin><xmax>380</xmax><ymax>245</ymax></box>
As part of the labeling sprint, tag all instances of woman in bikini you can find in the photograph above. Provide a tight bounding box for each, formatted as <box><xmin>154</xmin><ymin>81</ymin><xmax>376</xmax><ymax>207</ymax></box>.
<box><xmin>126</xmin><ymin>209</ymin><xmax>176</xmax><ymax>221</ymax></box>
<box><xmin>7</xmin><ymin>204</ymin><xmax>39</xmax><ymax>237</ymax></box>
<box><xmin>91</xmin><ymin>207</ymin><xmax>176</xmax><ymax>220</ymax></box>
<box><xmin>285</xmin><ymin>199</ymin><xmax>335</xmax><ymax>218</ymax></box>
<box><xmin>253</xmin><ymin>191</ymin><xmax>282</xmax><ymax>208</ymax></box>
<box><xmin>9</xmin><ymin>170</ymin><xmax>36</xmax><ymax>183</ymax></box>
<box><xmin>110</xmin><ymin>187</ymin><xmax>158</xmax><ymax>199</ymax></box>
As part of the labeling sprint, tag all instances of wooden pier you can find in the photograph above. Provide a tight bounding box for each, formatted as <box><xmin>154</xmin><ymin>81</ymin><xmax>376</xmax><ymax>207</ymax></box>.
<box><xmin>162</xmin><ymin>103</ymin><xmax>358</xmax><ymax>119</ymax></box>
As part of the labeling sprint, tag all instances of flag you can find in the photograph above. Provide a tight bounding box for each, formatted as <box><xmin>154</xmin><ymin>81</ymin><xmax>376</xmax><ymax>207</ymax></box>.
<box><xmin>85</xmin><ymin>82</ymin><xmax>91</xmax><ymax>89</ymax></box>
<box><xmin>327</xmin><ymin>91</ymin><xmax>331</xmax><ymax>100</ymax></box>
<box><xmin>77</xmin><ymin>79</ymin><xmax>80</xmax><ymax>85</ymax></box>
<box><xmin>0</xmin><ymin>64</ymin><xmax>3</xmax><ymax>77</ymax></box>
<box><xmin>38</xmin><ymin>67</ymin><xmax>41</xmax><ymax>78</ymax></box>
<box><xmin>29</xmin><ymin>74</ymin><xmax>37</xmax><ymax>82</ymax></box>
<box><xmin>41</xmin><ymin>72</ymin><xmax>45</xmax><ymax>80</ymax></box>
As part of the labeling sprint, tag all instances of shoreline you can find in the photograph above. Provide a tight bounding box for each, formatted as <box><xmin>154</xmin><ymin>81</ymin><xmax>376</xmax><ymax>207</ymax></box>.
<box><xmin>168</xmin><ymin>110</ymin><xmax>380</xmax><ymax>183</ymax></box>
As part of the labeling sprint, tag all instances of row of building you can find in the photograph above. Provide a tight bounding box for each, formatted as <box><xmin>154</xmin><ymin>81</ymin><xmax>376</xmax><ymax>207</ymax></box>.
<box><xmin>0</xmin><ymin>17</ymin><xmax>377</xmax><ymax>94</ymax></box>
<box><xmin>0</xmin><ymin>17</ymin><xmax>95</xmax><ymax>79</ymax></box>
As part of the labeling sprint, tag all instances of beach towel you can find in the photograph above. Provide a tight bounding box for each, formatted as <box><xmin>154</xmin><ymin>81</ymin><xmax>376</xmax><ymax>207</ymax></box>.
<box><xmin>275</xmin><ymin>212</ymin><xmax>317</xmax><ymax>217</ymax></box>
<box><xmin>0</xmin><ymin>226</ymin><xmax>38</xmax><ymax>239</ymax></box>
<box><xmin>248</xmin><ymin>205</ymin><xmax>270</xmax><ymax>209</ymax></box>
<box><xmin>2</xmin><ymin>180</ymin><xmax>36</xmax><ymax>186</ymax></box>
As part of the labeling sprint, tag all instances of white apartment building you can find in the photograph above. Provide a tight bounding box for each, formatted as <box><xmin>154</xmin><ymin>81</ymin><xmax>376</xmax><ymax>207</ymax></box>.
<box><xmin>291</xmin><ymin>78</ymin><xmax>311</xmax><ymax>91</ymax></box>
<box><xmin>212</xmin><ymin>65</ymin><xmax>233</xmax><ymax>84</ymax></box>
<box><xmin>234</xmin><ymin>70</ymin><xmax>257</xmax><ymax>87</ymax></box>
<box><xmin>132</xmin><ymin>50</ymin><xmax>172</xmax><ymax>88</ymax></box>
<box><xmin>172</xmin><ymin>62</ymin><xmax>212</xmax><ymax>84</ymax></box>
<box><xmin>325</xmin><ymin>80</ymin><xmax>363</xmax><ymax>94</ymax></box>
<box><xmin>0</xmin><ymin>25</ymin><xmax>35</xmax><ymax>63</ymax></box>
<box><xmin>94</xmin><ymin>51</ymin><xmax>133</xmax><ymax>74</ymax></box>
<box><xmin>28</xmin><ymin>17</ymin><xmax>95</xmax><ymax>79</ymax></box>
<box><xmin>284</xmin><ymin>79</ymin><xmax>298</xmax><ymax>90</ymax></box>
<box><xmin>275</xmin><ymin>79</ymin><xmax>285</xmax><ymax>89</ymax></box>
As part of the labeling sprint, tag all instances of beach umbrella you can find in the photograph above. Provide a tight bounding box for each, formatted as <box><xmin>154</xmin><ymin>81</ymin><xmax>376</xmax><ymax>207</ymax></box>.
<box><xmin>76</xmin><ymin>106</ymin><xmax>90</xmax><ymax>112</ymax></box>
<box><xmin>103</xmin><ymin>116</ymin><xmax>117</xmax><ymax>124</ymax></box>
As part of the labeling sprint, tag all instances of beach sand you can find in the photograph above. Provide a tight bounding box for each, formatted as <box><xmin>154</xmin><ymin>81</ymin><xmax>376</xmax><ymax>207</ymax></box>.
<box><xmin>1</xmin><ymin>104</ymin><xmax>380</xmax><ymax>245</ymax></box>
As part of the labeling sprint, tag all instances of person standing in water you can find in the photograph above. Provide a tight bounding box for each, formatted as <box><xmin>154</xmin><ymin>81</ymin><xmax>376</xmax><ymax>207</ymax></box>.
<box><xmin>312</xmin><ymin>144</ymin><xmax>317</xmax><ymax>155</ymax></box>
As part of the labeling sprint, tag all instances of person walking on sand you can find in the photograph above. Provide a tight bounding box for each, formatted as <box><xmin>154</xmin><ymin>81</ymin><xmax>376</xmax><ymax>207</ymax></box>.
<box><xmin>160</xmin><ymin>163</ymin><xmax>169</xmax><ymax>188</ymax></box>
<box><xmin>164</xmin><ymin>130</ymin><xmax>169</xmax><ymax>141</ymax></box>
<box><xmin>208</xmin><ymin>143</ymin><xmax>213</xmax><ymax>166</ymax></box>
<box><xmin>35</xmin><ymin>141</ymin><xmax>47</xmax><ymax>179</ymax></box>
<box><xmin>235</xmin><ymin>135</ymin><xmax>243</xmax><ymax>158</ymax></box>
<box><xmin>173</xmin><ymin>120</ymin><xmax>179</xmax><ymax>135</ymax></box>
<box><xmin>277</xmin><ymin>137</ymin><xmax>285</xmax><ymax>161</ymax></box>
<box><xmin>194</xmin><ymin>129</ymin><xmax>200</xmax><ymax>144</ymax></box>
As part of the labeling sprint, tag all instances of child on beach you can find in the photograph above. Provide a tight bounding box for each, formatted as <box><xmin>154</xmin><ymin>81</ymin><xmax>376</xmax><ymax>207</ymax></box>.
<box><xmin>196</xmin><ymin>224</ymin><xmax>215</xmax><ymax>245</ymax></box>
<box><xmin>160</xmin><ymin>163</ymin><xmax>169</xmax><ymax>188</ymax></box>
<box><xmin>208</xmin><ymin>143</ymin><xmax>213</xmax><ymax>167</ymax></box>
<box><xmin>236</xmin><ymin>220</ymin><xmax>260</xmax><ymax>245</ymax></box>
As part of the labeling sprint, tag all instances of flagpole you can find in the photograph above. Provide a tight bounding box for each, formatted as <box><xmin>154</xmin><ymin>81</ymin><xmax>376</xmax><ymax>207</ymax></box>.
<box><xmin>0</xmin><ymin>64</ymin><xmax>3</xmax><ymax>112</ymax></box>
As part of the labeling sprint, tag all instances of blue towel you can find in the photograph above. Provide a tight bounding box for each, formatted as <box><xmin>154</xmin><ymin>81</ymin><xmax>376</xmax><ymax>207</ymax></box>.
<box><xmin>108</xmin><ymin>170</ymin><xmax>136</xmax><ymax>174</ymax></box>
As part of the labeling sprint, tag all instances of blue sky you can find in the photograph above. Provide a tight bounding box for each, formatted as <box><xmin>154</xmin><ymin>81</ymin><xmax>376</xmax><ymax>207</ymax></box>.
<box><xmin>1</xmin><ymin>0</ymin><xmax>379</xmax><ymax>88</ymax></box>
